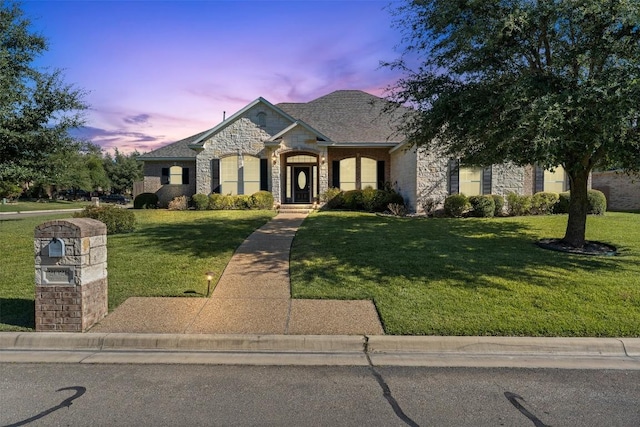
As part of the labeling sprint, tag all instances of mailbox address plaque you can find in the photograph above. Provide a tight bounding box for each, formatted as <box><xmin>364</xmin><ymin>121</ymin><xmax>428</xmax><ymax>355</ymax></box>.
<box><xmin>41</xmin><ymin>266</ymin><xmax>75</xmax><ymax>285</ymax></box>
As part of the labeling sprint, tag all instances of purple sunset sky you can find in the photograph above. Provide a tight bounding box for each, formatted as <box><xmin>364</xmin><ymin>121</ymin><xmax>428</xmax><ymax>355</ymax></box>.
<box><xmin>22</xmin><ymin>0</ymin><xmax>407</xmax><ymax>154</ymax></box>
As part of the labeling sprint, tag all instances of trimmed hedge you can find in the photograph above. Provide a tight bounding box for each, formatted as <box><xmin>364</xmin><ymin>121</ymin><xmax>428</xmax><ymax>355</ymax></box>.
<box><xmin>133</xmin><ymin>192</ymin><xmax>158</xmax><ymax>209</ymax></box>
<box><xmin>206</xmin><ymin>192</ymin><xmax>274</xmax><ymax>210</ymax></box>
<box><xmin>531</xmin><ymin>192</ymin><xmax>560</xmax><ymax>215</ymax></box>
<box><xmin>444</xmin><ymin>194</ymin><xmax>468</xmax><ymax>218</ymax></box>
<box><xmin>191</xmin><ymin>193</ymin><xmax>209</xmax><ymax>210</ymax></box>
<box><xmin>506</xmin><ymin>193</ymin><xmax>532</xmax><ymax>216</ymax></box>
<box><xmin>553</xmin><ymin>190</ymin><xmax>607</xmax><ymax>215</ymax></box>
<box><xmin>468</xmin><ymin>195</ymin><xmax>495</xmax><ymax>218</ymax></box>
<box><xmin>491</xmin><ymin>194</ymin><xmax>505</xmax><ymax>217</ymax></box>
<box><xmin>74</xmin><ymin>205</ymin><xmax>136</xmax><ymax>234</ymax></box>
<box><xmin>250</xmin><ymin>191</ymin><xmax>274</xmax><ymax>209</ymax></box>
<box><xmin>320</xmin><ymin>188</ymin><xmax>405</xmax><ymax>212</ymax></box>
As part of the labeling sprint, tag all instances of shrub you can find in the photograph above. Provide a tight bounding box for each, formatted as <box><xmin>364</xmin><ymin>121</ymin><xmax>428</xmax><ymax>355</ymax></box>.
<box><xmin>361</xmin><ymin>187</ymin><xmax>378</xmax><ymax>212</ymax></box>
<box><xmin>468</xmin><ymin>195</ymin><xmax>495</xmax><ymax>218</ymax></box>
<box><xmin>250</xmin><ymin>191</ymin><xmax>274</xmax><ymax>209</ymax></box>
<box><xmin>555</xmin><ymin>192</ymin><xmax>571</xmax><ymax>214</ymax></box>
<box><xmin>133</xmin><ymin>192</ymin><xmax>158</xmax><ymax>209</ymax></box>
<box><xmin>387</xmin><ymin>202</ymin><xmax>407</xmax><ymax>216</ymax></box>
<box><xmin>74</xmin><ymin>205</ymin><xmax>136</xmax><ymax>234</ymax></box>
<box><xmin>342</xmin><ymin>190</ymin><xmax>364</xmax><ymax>211</ymax></box>
<box><xmin>324</xmin><ymin>191</ymin><xmax>345</xmax><ymax>210</ymax></box>
<box><xmin>0</xmin><ymin>181</ymin><xmax>22</xmax><ymax>200</ymax></box>
<box><xmin>235</xmin><ymin>195</ymin><xmax>252</xmax><ymax>210</ymax></box>
<box><xmin>531</xmin><ymin>192</ymin><xmax>560</xmax><ymax>215</ymax></box>
<box><xmin>320</xmin><ymin>187</ymin><xmax>341</xmax><ymax>204</ymax></box>
<box><xmin>587</xmin><ymin>189</ymin><xmax>607</xmax><ymax>215</ymax></box>
<box><xmin>168</xmin><ymin>195</ymin><xmax>188</xmax><ymax>211</ymax></box>
<box><xmin>491</xmin><ymin>195</ymin><xmax>505</xmax><ymax>217</ymax></box>
<box><xmin>191</xmin><ymin>193</ymin><xmax>209</xmax><ymax>210</ymax></box>
<box><xmin>443</xmin><ymin>194</ymin><xmax>469</xmax><ymax>218</ymax></box>
<box><xmin>506</xmin><ymin>193</ymin><xmax>532</xmax><ymax>216</ymax></box>
<box><xmin>552</xmin><ymin>190</ymin><xmax>607</xmax><ymax>215</ymax></box>
<box><xmin>420</xmin><ymin>196</ymin><xmax>439</xmax><ymax>217</ymax></box>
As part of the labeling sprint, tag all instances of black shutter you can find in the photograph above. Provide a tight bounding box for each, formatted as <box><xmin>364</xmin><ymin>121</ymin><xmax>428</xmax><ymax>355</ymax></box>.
<box><xmin>535</xmin><ymin>166</ymin><xmax>544</xmax><ymax>193</ymax></box>
<box><xmin>332</xmin><ymin>160</ymin><xmax>340</xmax><ymax>188</ymax></box>
<box><xmin>482</xmin><ymin>166</ymin><xmax>492</xmax><ymax>195</ymax></box>
<box><xmin>161</xmin><ymin>168</ymin><xmax>169</xmax><ymax>185</ymax></box>
<box><xmin>260</xmin><ymin>158</ymin><xmax>268</xmax><ymax>191</ymax></box>
<box><xmin>449</xmin><ymin>159</ymin><xmax>460</xmax><ymax>194</ymax></box>
<box><xmin>377</xmin><ymin>160</ymin><xmax>385</xmax><ymax>189</ymax></box>
<box><xmin>182</xmin><ymin>168</ymin><xmax>189</xmax><ymax>185</ymax></box>
<box><xmin>211</xmin><ymin>159</ymin><xmax>220</xmax><ymax>193</ymax></box>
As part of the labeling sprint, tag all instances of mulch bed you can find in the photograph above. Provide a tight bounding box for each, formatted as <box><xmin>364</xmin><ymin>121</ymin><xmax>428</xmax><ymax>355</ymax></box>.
<box><xmin>536</xmin><ymin>238</ymin><xmax>618</xmax><ymax>256</ymax></box>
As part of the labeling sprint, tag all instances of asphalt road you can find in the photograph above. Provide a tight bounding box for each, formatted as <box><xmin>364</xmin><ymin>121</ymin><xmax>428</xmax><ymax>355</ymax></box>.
<box><xmin>1</xmin><ymin>364</ymin><xmax>639</xmax><ymax>426</ymax></box>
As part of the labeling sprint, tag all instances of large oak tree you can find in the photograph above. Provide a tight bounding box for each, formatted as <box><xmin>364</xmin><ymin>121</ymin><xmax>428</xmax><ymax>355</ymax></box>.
<box><xmin>0</xmin><ymin>1</ymin><xmax>87</xmax><ymax>185</ymax></box>
<box><xmin>386</xmin><ymin>0</ymin><xmax>640</xmax><ymax>247</ymax></box>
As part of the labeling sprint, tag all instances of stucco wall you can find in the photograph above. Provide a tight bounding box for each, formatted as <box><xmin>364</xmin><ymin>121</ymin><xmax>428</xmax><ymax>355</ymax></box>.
<box><xmin>390</xmin><ymin>146</ymin><xmax>418</xmax><ymax>211</ymax></box>
<box><xmin>592</xmin><ymin>171</ymin><xmax>640</xmax><ymax>211</ymax></box>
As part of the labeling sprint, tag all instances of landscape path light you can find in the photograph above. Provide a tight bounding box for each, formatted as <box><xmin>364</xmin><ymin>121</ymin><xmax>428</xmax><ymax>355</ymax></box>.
<box><xmin>206</xmin><ymin>271</ymin><xmax>214</xmax><ymax>296</ymax></box>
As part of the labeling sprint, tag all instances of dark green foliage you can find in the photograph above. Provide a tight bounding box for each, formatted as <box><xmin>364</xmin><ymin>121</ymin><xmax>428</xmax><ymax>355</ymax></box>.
<box><xmin>250</xmin><ymin>191</ymin><xmax>274</xmax><ymax>209</ymax></box>
<box><xmin>74</xmin><ymin>205</ymin><xmax>136</xmax><ymax>234</ymax></box>
<box><xmin>322</xmin><ymin>188</ymin><xmax>405</xmax><ymax>212</ymax></box>
<box><xmin>468</xmin><ymin>195</ymin><xmax>495</xmax><ymax>218</ymax></box>
<box><xmin>385</xmin><ymin>1</ymin><xmax>640</xmax><ymax>246</ymax></box>
<box><xmin>587</xmin><ymin>189</ymin><xmax>607</xmax><ymax>215</ymax></box>
<box><xmin>444</xmin><ymin>194</ymin><xmax>468</xmax><ymax>218</ymax></box>
<box><xmin>555</xmin><ymin>192</ymin><xmax>571</xmax><ymax>214</ymax></box>
<box><xmin>0</xmin><ymin>181</ymin><xmax>22</xmax><ymax>200</ymax></box>
<box><xmin>191</xmin><ymin>193</ymin><xmax>209</xmax><ymax>210</ymax></box>
<box><xmin>491</xmin><ymin>195</ymin><xmax>505</xmax><ymax>217</ymax></box>
<box><xmin>319</xmin><ymin>187</ymin><xmax>341</xmax><ymax>204</ymax></box>
<box><xmin>506</xmin><ymin>193</ymin><xmax>532</xmax><ymax>216</ymax></box>
<box><xmin>531</xmin><ymin>192</ymin><xmax>560</xmax><ymax>215</ymax></box>
<box><xmin>133</xmin><ymin>193</ymin><xmax>158</xmax><ymax>209</ymax></box>
<box><xmin>208</xmin><ymin>194</ymin><xmax>235</xmax><ymax>210</ymax></box>
<box><xmin>103</xmin><ymin>148</ymin><xmax>143</xmax><ymax>194</ymax></box>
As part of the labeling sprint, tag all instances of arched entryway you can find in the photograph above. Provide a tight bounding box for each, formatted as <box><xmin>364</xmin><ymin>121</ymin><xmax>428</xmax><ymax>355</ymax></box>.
<box><xmin>283</xmin><ymin>153</ymin><xmax>319</xmax><ymax>204</ymax></box>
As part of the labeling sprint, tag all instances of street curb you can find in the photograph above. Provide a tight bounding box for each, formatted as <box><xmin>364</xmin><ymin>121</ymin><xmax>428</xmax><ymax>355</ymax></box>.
<box><xmin>0</xmin><ymin>208</ymin><xmax>82</xmax><ymax>216</ymax></box>
<box><xmin>3</xmin><ymin>333</ymin><xmax>640</xmax><ymax>355</ymax></box>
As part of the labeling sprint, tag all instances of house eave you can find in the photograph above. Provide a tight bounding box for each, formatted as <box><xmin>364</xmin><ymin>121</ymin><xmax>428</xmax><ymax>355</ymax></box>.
<box><xmin>318</xmin><ymin>142</ymin><xmax>400</xmax><ymax>148</ymax></box>
<box><xmin>137</xmin><ymin>157</ymin><xmax>196</xmax><ymax>162</ymax></box>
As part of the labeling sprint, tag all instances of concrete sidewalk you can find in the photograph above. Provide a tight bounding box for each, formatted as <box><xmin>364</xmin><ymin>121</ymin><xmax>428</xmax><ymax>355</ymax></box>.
<box><xmin>89</xmin><ymin>213</ymin><xmax>384</xmax><ymax>335</ymax></box>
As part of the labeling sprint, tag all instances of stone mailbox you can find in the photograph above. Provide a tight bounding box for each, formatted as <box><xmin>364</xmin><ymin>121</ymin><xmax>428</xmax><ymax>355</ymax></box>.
<box><xmin>34</xmin><ymin>219</ymin><xmax>108</xmax><ymax>332</ymax></box>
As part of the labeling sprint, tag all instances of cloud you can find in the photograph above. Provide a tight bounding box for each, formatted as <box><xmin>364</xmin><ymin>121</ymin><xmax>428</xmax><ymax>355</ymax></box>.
<box><xmin>123</xmin><ymin>113</ymin><xmax>151</xmax><ymax>124</ymax></box>
<box><xmin>70</xmin><ymin>126</ymin><xmax>165</xmax><ymax>154</ymax></box>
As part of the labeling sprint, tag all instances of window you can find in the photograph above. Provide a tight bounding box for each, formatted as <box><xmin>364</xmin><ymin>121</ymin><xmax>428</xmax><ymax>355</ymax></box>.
<box><xmin>221</xmin><ymin>156</ymin><xmax>239</xmax><ymax>195</ymax></box>
<box><xmin>339</xmin><ymin>158</ymin><xmax>356</xmax><ymax>191</ymax></box>
<box><xmin>257</xmin><ymin>112</ymin><xmax>266</xmax><ymax>127</ymax></box>
<box><xmin>544</xmin><ymin>166</ymin><xmax>566</xmax><ymax>193</ymax></box>
<box><xmin>219</xmin><ymin>154</ymin><xmax>264</xmax><ymax>195</ymax></box>
<box><xmin>459</xmin><ymin>167</ymin><xmax>483</xmax><ymax>196</ymax></box>
<box><xmin>162</xmin><ymin>166</ymin><xmax>189</xmax><ymax>185</ymax></box>
<box><xmin>361</xmin><ymin>158</ymin><xmax>377</xmax><ymax>189</ymax></box>
<box><xmin>243</xmin><ymin>155</ymin><xmax>261</xmax><ymax>195</ymax></box>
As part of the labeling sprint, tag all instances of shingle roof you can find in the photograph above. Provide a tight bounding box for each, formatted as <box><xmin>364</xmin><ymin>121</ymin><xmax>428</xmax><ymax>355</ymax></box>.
<box><xmin>138</xmin><ymin>129</ymin><xmax>209</xmax><ymax>160</ymax></box>
<box><xmin>277</xmin><ymin>90</ymin><xmax>405</xmax><ymax>143</ymax></box>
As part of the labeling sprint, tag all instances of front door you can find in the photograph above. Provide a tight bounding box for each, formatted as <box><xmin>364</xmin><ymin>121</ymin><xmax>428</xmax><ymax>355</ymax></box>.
<box><xmin>293</xmin><ymin>167</ymin><xmax>311</xmax><ymax>203</ymax></box>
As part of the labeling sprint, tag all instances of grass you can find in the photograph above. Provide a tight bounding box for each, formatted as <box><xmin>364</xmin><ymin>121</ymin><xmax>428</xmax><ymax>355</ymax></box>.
<box><xmin>0</xmin><ymin>210</ymin><xmax>275</xmax><ymax>331</ymax></box>
<box><xmin>0</xmin><ymin>200</ymin><xmax>89</xmax><ymax>212</ymax></box>
<box><xmin>290</xmin><ymin>211</ymin><xmax>640</xmax><ymax>337</ymax></box>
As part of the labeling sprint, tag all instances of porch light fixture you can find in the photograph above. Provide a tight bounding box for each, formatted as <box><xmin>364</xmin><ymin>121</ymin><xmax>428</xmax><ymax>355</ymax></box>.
<box><xmin>321</xmin><ymin>155</ymin><xmax>326</xmax><ymax>164</ymax></box>
<box><xmin>206</xmin><ymin>271</ymin><xmax>214</xmax><ymax>296</ymax></box>
<box><xmin>272</xmin><ymin>151</ymin><xmax>277</xmax><ymax>165</ymax></box>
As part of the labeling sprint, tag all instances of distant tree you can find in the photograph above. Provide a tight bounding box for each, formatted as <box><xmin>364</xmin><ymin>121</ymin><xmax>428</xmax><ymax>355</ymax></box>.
<box><xmin>103</xmin><ymin>148</ymin><xmax>143</xmax><ymax>194</ymax></box>
<box><xmin>0</xmin><ymin>2</ymin><xmax>87</xmax><ymax>185</ymax></box>
<box><xmin>386</xmin><ymin>0</ymin><xmax>640</xmax><ymax>247</ymax></box>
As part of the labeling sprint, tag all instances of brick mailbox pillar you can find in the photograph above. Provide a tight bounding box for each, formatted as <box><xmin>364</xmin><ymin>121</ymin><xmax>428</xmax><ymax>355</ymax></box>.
<box><xmin>34</xmin><ymin>219</ymin><xmax>108</xmax><ymax>332</ymax></box>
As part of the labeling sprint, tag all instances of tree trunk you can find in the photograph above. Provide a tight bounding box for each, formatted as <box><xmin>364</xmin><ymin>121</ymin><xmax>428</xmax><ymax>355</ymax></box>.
<box><xmin>562</xmin><ymin>169</ymin><xmax>590</xmax><ymax>248</ymax></box>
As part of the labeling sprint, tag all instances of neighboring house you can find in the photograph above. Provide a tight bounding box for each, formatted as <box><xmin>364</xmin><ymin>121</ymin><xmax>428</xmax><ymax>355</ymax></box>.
<box><xmin>592</xmin><ymin>170</ymin><xmax>640</xmax><ymax>211</ymax></box>
<box><xmin>139</xmin><ymin>90</ymin><xmax>571</xmax><ymax>211</ymax></box>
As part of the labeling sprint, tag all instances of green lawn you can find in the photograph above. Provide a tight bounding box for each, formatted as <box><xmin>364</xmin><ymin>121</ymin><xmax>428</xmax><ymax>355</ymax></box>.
<box><xmin>290</xmin><ymin>211</ymin><xmax>640</xmax><ymax>337</ymax></box>
<box><xmin>0</xmin><ymin>210</ymin><xmax>275</xmax><ymax>331</ymax></box>
<box><xmin>0</xmin><ymin>200</ymin><xmax>89</xmax><ymax>212</ymax></box>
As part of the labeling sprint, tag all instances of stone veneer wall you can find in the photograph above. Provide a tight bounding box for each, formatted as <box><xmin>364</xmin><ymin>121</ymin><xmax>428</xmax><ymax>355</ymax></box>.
<box><xmin>592</xmin><ymin>171</ymin><xmax>640</xmax><ymax>211</ymax></box>
<box><xmin>415</xmin><ymin>147</ymin><xmax>450</xmax><ymax>213</ymax></box>
<box><xmin>196</xmin><ymin>105</ymin><xmax>292</xmax><ymax>197</ymax></box>
<box><xmin>491</xmin><ymin>163</ymin><xmax>526</xmax><ymax>196</ymax></box>
<box><xmin>34</xmin><ymin>219</ymin><xmax>108</xmax><ymax>332</ymax></box>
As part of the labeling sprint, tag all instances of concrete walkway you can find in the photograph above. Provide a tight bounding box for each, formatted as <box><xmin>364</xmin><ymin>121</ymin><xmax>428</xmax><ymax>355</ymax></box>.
<box><xmin>89</xmin><ymin>213</ymin><xmax>384</xmax><ymax>335</ymax></box>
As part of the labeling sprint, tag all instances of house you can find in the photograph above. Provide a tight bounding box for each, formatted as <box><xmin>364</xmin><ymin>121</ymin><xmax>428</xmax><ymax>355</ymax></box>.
<box><xmin>139</xmin><ymin>90</ymin><xmax>570</xmax><ymax>211</ymax></box>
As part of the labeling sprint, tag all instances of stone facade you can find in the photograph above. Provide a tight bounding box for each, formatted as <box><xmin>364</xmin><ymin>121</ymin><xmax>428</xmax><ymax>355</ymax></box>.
<box><xmin>592</xmin><ymin>170</ymin><xmax>640</xmax><ymax>211</ymax></box>
<box><xmin>143</xmin><ymin>160</ymin><xmax>196</xmax><ymax>207</ymax></box>
<box><xmin>491</xmin><ymin>163</ymin><xmax>526</xmax><ymax>196</ymax></box>
<box><xmin>34</xmin><ymin>219</ymin><xmax>108</xmax><ymax>332</ymax></box>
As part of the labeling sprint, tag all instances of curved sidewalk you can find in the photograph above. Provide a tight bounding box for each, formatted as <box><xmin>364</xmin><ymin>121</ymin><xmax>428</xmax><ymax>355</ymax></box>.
<box><xmin>89</xmin><ymin>213</ymin><xmax>384</xmax><ymax>335</ymax></box>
